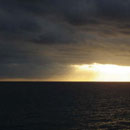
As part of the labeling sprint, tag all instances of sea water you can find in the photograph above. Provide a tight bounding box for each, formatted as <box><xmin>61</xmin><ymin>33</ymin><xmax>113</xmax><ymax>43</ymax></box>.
<box><xmin>0</xmin><ymin>82</ymin><xmax>130</xmax><ymax>130</ymax></box>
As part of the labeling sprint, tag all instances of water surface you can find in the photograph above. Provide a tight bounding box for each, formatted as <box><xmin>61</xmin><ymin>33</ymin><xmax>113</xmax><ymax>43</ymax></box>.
<box><xmin>0</xmin><ymin>82</ymin><xmax>130</xmax><ymax>130</ymax></box>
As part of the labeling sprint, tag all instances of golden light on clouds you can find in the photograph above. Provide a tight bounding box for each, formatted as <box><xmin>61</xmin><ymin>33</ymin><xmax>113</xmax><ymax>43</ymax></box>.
<box><xmin>71</xmin><ymin>63</ymin><xmax>130</xmax><ymax>81</ymax></box>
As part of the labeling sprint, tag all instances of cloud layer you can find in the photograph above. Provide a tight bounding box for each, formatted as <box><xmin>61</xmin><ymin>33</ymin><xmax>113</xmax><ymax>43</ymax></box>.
<box><xmin>1</xmin><ymin>0</ymin><xmax>130</xmax><ymax>80</ymax></box>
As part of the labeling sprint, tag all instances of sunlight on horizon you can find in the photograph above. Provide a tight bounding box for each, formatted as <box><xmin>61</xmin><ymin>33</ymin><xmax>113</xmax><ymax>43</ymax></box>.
<box><xmin>71</xmin><ymin>63</ymin><xmax>130</xmax><ymax>82</ymax></box>
<box><xmin>1</xmin><ymin>63</ymin><xmax>130</xmax><ymax>82</ymax></box>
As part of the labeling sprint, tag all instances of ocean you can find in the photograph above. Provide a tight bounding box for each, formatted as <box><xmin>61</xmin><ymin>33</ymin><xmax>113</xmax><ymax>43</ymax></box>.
<box><xmin>0</xmin><ymin>82</ymin><xmax>130</xmax><ymax>130</ymax></box>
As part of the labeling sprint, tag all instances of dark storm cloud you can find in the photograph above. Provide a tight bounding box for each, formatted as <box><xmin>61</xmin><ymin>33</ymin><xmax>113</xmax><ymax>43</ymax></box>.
<box><xmin>1</xmin><ymin>0</ymin><xmax>130</xmax><ymax>79</ymax></box>
<box><xmin>1</xmin><ymin>0</ymin><xmax>130</xmax><ymax>43</ymax></box>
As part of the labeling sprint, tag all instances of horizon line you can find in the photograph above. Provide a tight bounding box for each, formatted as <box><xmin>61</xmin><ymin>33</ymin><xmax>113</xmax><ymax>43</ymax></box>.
<box><xmin>1</xmin><ymin>81</ymin><xmax>130</xmax><ymax>83</ymax></box>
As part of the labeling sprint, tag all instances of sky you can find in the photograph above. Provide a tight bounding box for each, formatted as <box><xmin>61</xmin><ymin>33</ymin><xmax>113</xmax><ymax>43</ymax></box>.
<box><xmin>1</xmin><ymin>0</ymin><xmax>130</xmax><ymax>81</ymax></box>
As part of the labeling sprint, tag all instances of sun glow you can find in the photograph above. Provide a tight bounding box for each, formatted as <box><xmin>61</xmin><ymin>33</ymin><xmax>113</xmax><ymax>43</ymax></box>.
<box><xmin>72</xmin><ymin>63</ymin><xmax>130</xmax><ymax>81</ymax></box>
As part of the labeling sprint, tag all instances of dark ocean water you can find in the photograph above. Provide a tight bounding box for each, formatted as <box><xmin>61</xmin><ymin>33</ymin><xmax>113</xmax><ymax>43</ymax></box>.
<box><xmin>0</xmin><ymin>82</ymin><xmax>130</xmax><ymax>130</ymax></box>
